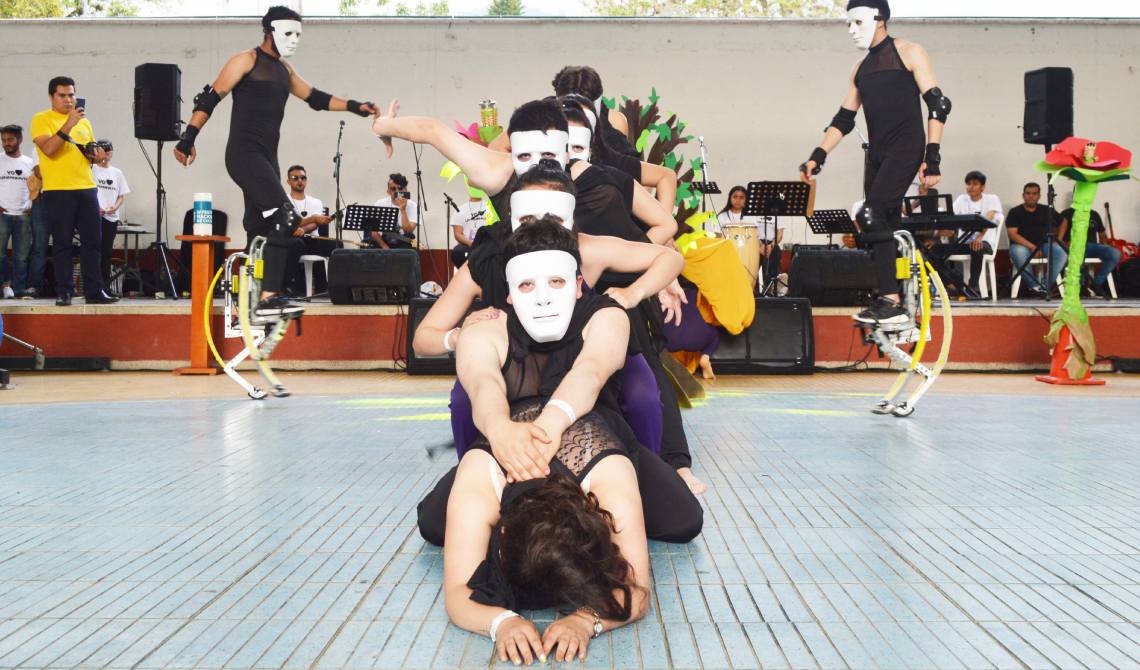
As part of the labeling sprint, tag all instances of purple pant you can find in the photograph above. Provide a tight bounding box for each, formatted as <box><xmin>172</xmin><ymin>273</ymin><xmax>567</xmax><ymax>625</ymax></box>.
<box><xmin>450</xmin><ymin>352</ymin><xmax>663</xmax><ymax>459</ymax></box>
<box><xmin>663</xmin><ymin>289</ymin><xmax>720</xmax><ymax>357</ymax></box>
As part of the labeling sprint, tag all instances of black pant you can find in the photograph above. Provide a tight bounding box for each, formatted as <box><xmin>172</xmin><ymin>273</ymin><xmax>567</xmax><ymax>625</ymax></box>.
<box><xmin>760</xmin><ymin>244</ymin><xmax>782</xmax><ymax>285</ymax></box>
<box><xmin>226</xmin><ymin>150</ymin><xmax>303</xmax><ymax>295</ymax></box>
<box><xmin>100</xmin><ymin>217</ymin><xmax>118</xmax><ymax>287</ymax></box>
<box><xmin>42</xmin><ymin>188</ymin><xmax>102</xmax><ymax>296</ymax></box>
<box><xmin>452</xmin><ymin>242</ymin><xmax>470</xmax><ymax>268</ymax></box>
<box><xmin>863</xmin><ymin>148</ymin><xmax>924</xmax><ymax>296</ymax></box>
<box><xmin>929</xmin><ymin>241</ymin><xmax>992</xmax><ymax>288</ymax></box>
<box><xmin>416</xmin><ymin>445</ymin><xmax>703</xmax><ymax>547</ymax></box>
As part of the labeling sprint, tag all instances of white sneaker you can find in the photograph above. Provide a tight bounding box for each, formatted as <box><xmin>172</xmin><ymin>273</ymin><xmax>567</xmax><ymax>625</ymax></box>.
<box><xmin>2</xmin><ymin>286</ymin><xmax>14</xmax><ymax>299</ymax></box>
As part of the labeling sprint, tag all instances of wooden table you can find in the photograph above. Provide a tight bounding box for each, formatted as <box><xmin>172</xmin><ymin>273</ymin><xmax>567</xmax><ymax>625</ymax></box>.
<box><xmin>173</xmin><ymin>235</ymin><xmax>230</xmax><ymax>375</ymax></box>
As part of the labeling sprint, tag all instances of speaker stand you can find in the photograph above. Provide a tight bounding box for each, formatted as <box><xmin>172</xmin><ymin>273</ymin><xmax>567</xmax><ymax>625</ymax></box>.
<box><xmin>111</xmin><ymin>140</ymin><xmax>184</xmax><ymax>298</ymax></box>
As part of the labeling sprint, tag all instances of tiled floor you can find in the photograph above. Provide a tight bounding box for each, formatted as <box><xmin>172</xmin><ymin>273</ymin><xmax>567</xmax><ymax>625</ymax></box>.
<box><xmin>3</xmin><ymin>375</ymin><xmax>1140</xmax><ymax>669</ymax></box>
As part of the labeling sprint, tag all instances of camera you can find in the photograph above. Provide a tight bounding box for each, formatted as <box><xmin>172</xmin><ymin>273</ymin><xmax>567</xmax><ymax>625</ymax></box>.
<box><xmin>83</xmin><ymin>139</ymin><xmax>113</xmax><ymax>156</ymax></box>
<box><xmin>395</xmin><ymin>191</ymin><xmax>411</xmax><ymax>200</ymax></box>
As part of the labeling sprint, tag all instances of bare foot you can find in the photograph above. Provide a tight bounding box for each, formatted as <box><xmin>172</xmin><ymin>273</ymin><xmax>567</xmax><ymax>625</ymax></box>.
<box><xmin>699</xmin><ymin>354</ymin><xmax>716</xmax><ymax>381</ymax></box>
<box><xmin>677</xmin><ymin>467</ymin><xmax>706</xmax><ymax>495</ymax></box>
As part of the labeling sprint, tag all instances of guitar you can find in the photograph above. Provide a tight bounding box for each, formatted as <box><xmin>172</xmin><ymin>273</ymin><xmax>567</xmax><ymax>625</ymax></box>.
<box><xmin>1104</xmin><ymin>202</ymin><xmax>1138</xmax><ymax>261</ymax></box>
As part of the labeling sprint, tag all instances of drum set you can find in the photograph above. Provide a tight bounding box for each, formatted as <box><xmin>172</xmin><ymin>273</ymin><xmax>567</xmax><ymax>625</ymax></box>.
<box><xmin>721</xmin><ymin>223</ymin><xmax>763</xmax><ymax>290</ymax></box>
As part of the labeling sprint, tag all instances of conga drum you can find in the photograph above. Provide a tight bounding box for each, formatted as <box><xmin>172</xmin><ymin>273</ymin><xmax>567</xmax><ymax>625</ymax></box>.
<box><xmin>723</xmin><ymin>224</ymin><xmax>761</xmax><ymax>289</ymax></box>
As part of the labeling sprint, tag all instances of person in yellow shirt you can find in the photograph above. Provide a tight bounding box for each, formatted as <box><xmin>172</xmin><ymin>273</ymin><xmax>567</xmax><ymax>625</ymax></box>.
<box><xmin>31</xmin><ymin>76</ymin><xmax>117</xmax><ymax>306</ymax></box>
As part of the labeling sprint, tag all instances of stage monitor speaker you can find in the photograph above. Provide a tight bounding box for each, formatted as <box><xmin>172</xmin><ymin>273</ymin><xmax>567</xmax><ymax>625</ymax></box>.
<box><xmin>328</xmin><ymin>248</ymin><xmax>421</xmax><ymax>305</ymax></box>
<box><xmin>406</xmin><ymin>297</ymin><xmax>485</xmax><ymax>376</ymax></box>
<box><xmin>788</xmin><ymin>249</ymin><xmax>878</xmax><ymax>306</ymax></box>
<box><xmin>134</xmin><ymin>63</ymin><xmax>181</xmax><ymax>142</ymax></box>
<box><xmin>1024</xmin><ymin>67</ymin><xmax>1073</xmax><ymax>146</ymax></box>
<box><xmin>710</xmin><ymin>297</ymin><xmax>814</xmax><ymax>375</ymax></box>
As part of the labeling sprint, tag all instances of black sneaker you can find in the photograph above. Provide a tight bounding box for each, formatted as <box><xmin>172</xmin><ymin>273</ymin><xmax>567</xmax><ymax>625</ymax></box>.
<box><xmin>1028</xmin><ymin>285</ymin><xmax>1048</xmax><ymax>299</ymax></box>
<box><xmin>853</xmin><ymin>297</ymin><xmax>909</xmax><ymax>325</ymax></box>
<box><xmin>17</xmin><ymin>288</ymin><xmax>39</xmax><ymax>300</ymax></box>
<box><xmin>254</xmin><ymin>294</ymin><xmax>304</xmax><ymax>321</ymax></box>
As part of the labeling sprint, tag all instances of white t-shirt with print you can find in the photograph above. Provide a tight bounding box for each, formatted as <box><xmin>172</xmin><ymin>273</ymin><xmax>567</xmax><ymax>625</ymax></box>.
<box><xmin>91</xmin><ymin>164</ymin><xmax>129</xmax><ymax>222</ymax></box>
<box><xmin>452</xmin><ymin>199</ymin><xmax>489</xmax><ymax>243</ymax></box>
<box><xmin>0</xmin><ymin>153</ymin><xmax>35</xmax><ymax>213</ymax></box>
<box><xmin>290</xmin><ymin>194</ymin><xmax>324</xmax><ymax>220</ymax></box>
<box><xmin>952</xmin><ymin>193</ymin><xmax>1002</xmax><ymax>249</ymax></box>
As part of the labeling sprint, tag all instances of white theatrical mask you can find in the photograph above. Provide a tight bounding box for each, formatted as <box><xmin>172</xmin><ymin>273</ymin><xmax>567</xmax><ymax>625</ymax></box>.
<box><xmin>505</xmin><ymin>250</ymin><xmax>579</xmax><ymax>343</ymax></box>
<box><xmin>846</xmin><ymin>7</ymin><xmax>878</xmax><ymax>50</ymax></box>
<box><xmin>568</xmin><ymin>126</ymin><xmax>592</xmax><ymax>162</ymax></box>
<box><xmin>271</xmin><ymin>20</ymin><xmax>303</xmax><ymax>58</ymax></box>
<box><xmin>510</xmin><ymin>190</ymin><xmax>576</xmax><ymax>231</ymax></box>
<box><xmin>509</xmin><ymin>130</ymin><xmax>569</xmax><ymax>176</ymax></box>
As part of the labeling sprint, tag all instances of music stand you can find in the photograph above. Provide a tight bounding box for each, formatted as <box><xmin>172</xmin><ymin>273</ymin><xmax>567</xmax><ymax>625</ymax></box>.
<box><xmin>806</xmin><ymin>209</ymin><xmax>858</xmax><ymax>248</ymax></box>
<box><xmin>744</xmin><ymin>182</ymin><xmax>815</xmax><ymax>296</ymax></box>
<box><xmin>343</xmin><ymin>204</ymin><xmax>401</xmax><ymax>239</ymax></box>
<box><xmin>692</xmin><ymin>181</ymin><xmax>721</xmax><ymax>195</ymax></box>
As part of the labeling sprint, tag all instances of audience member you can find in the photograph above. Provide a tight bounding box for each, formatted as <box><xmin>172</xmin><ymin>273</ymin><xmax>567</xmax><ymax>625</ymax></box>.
<box><xmin>0</xmin><ymin>124</ymin><xmax>34</xmax><ymax>298</ymax></box>
<box><xmin>370</xmin><ymin>173</ymin><xmax>418</xmax><ymax>249</ymax></box>
<box><xmin>932</xmin><ymin>172</ymin><xmax>1001</xmax><ymax>292</ymax></box>
<box><xmin>31</xmin><ymin>76</ymin><xmax>117</xmax><ymax>305</ymax></box>
<box><xmin>91</xmin><ymin>140</ymin><xmax>129</xmax><ymax>290</ymax></box>
<box><xmin>1059</xmin><ymin>199</ymin><xmax>1121</xmax><ymax>296</ymax></box>
<box><xmin>1005</xmin><ymin>182</ymin><xmax>1065</xmax><ymax>297</ymax></box>
<box><xmin>449</xmin><ymin>193</ymin><xmax>488</xmax><ymax>268</ymax></box>
<box><xmin>24</xmin><ymin>152</ymin><xmax>49</xmax><ymax>299</ymax></box>
<box><xmin>285</xmin><ymin>164</ymin><xmax>340</xmax><ymax>294</ymax></box>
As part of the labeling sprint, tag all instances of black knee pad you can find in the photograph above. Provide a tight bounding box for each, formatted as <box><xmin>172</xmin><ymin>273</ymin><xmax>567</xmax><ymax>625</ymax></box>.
<box><xmin>264</xmin><ymin>203</ymin><xmax>302</xmax><ymax>238</ymax></box>
<box><xmin>859</xmin><ymin>204</ymin><xmax>895</xmax><ymax>244</ymax></box>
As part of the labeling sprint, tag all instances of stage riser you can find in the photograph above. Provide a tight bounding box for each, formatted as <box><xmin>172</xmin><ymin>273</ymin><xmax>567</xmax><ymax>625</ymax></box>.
<box><xmin>2</xmin><ymin>307</ymin><xmax>1138</xmax><ymax>371</ymax></box>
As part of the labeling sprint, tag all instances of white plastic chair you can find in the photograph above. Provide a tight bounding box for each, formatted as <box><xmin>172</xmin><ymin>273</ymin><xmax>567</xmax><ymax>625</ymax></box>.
<box><xmin>948</xmin><ymin>216</ymin><xmax>1003</xmax><ymax>300</ymax></box>
<box><xmin>300</xmin><ymin>255</ymin><xmax>328</xmax><ymax>297</ymax></box>
<box><xmin>1011</xmin><ymin>257</ymin><xmax>1064</xmax><ymax>297</ymax></box>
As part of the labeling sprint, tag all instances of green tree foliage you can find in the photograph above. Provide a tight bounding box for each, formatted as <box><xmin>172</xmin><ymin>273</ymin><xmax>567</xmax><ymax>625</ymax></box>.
<box><xmin>1</xmin><ymin>0</ymin><xmax>65</xmax><ymax>17</ymax></box>
<box><xmin>340</xmin><ymin>0</ymin><xmax>450</xmax><ymax>15</ymax></box>
<box><xmin>1</xmin><ymin>0</ymin><xmax>163</xmax><ymax>17</ymax></box>
<box><xmin>487</xmin><ymin>0</ymin><xmax>523</xmax><ymax>15</ymax></box>
<box><xmin>589</xmin><ymin>0</ymin><xmax>842</xmax><ymax>17</ymax></box>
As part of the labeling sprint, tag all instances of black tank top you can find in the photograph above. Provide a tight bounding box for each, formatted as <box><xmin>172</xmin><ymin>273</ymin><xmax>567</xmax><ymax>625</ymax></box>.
<box><xmin>227</xmin><ymin>48</ymin><xmax>291</xmax><ymax>160</ymax></box>
<box><xmin>855</xmin><ymin>37</ymin><xmax>925</xmax><ymax>152</ymax></box>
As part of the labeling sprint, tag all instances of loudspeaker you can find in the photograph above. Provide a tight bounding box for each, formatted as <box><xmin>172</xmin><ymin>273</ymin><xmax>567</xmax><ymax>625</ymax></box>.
<box><xmin>134</xmin><ymin>64</ymin><xmax>181</xmax><ymax>142</ymax></box>
<box><xmin>328</xmin><ymin>248</ymin><xmax>420</xmax><ymax>305</ymax></box>
<box><xmin>710</xmin><ymin>297</ymin><xmax>814</xmax><ymax>374</ymax></box>
<box><xmin>1024</xmin><ymin>67</ymin><xmax>1073</xmax><ymax>146</ymax></box>
<box><xmin>788</xmin><ymin>249</ymin><xmax>878</xmax><ymax>306</ymax></box>
<box><xmin>406</xmin><ymin>298</ymin><xmax>484</xmax><ymax>376</ymax></box>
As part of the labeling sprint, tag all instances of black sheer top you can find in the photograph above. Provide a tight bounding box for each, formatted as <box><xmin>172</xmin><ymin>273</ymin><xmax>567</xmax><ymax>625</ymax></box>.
<box><xmin>227</xmin><ymin>48</ymin><xmax>291</xmax><ymax>160</ymax></box>
<box><xmin>854</xmin><ymin>37</ymin><xmax>924</xmax><ymax>150</ymax></box>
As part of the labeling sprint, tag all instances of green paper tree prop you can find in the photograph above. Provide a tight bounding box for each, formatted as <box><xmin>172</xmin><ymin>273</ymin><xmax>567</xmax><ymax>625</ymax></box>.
<box><xmin>1034</xmin><ymin>137</ymin><xmax>1136</xmax><ymax>380</ymax></box>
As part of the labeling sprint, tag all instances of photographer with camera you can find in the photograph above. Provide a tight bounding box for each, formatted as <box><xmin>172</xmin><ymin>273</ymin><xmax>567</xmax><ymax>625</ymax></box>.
<box><xmin>369</xmin><ymin>172</ymin><xmax>418</xmax><ymax>250</ymax></box>
<box><xmin>31</xmin><ymin>76</ymin><xmax>118</xmax><ymax>305</ymax></box>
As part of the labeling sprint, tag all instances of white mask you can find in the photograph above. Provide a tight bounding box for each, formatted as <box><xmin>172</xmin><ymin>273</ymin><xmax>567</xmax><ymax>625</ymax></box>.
<box><xmin>506</xmin><ymin>250</ymin><xmax>579</xmax><ymax>343</ymax></box>
<box><xmin>568</xmin><ymin>126</ymin><xmax>592</xmax><ymax>162</ymax></box>
<box><xmin>509</xmin><ymin>130</ymin><xmax>569</xmax><ymax>176</ymax></box>
<box><xmin>846</xmin><ymin>7</ymin><xmax>879</xmax><ymax>51</ymax></box>
<box><xmin>509</xmin><ymin>190</ymin><xmax>576</xmax><ymax>231</ymax></box>
<box><xmin>270</xmin><ymin>19</ymin><xmax>302</xmax><ymax>58</ymax></box>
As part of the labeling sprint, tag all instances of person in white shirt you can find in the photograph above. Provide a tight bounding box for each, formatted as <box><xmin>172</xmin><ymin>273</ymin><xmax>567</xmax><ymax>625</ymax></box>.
<box><xmin>370</xmin><ymin>172</ymin><xmax>418</xmax><ymax>249</ymax></box>
<box><xmin>715</xmin><ymin>185</ymin><xmax>786</xmax><ymax>287</ymax></box>
<box><xmin>450</xmin><ymin>194</ymin><xmax>488</xmax><ymax>268</ymax></box>
<box><xmin>0</xmin><ymin>125</ymin><xmax>36</xmax><ymax>298</ymax></box>
<box><xmin>90</xmin><ymin>141</ymin><xmax>130</xmax><ymax>290</ymax></box>
<box><xmin>931</xmin><ymin>170</ymin><xmax>1001</xmax><ymax>293</ymax></box>
<box><xmin>285</xmin><ymin>164</ymin><xmax>340</xmax><ymax>294</ymax></box>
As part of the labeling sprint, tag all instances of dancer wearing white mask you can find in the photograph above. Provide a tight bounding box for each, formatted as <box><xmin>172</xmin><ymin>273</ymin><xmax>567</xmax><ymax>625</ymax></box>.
<box><xmin>174</xmin><ymin>5</ymin><xmax>379</xmax><ymax>321</ymax></box>
<box><xmin>798</xmin><ymin>0</ymin><xmax>949</xmax><ymax>325</ymax></box>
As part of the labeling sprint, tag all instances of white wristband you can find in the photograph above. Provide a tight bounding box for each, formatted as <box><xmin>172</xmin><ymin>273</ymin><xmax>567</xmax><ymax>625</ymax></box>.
<box><xmin>489</xmin><ymin>610</ymin><xmax>519</xmax><ymax>642</ymax></box>
<box><xmin>546</xmin><ymin>399</ymin><xmax>576</xmax><ymax>424</ymax></box>
<box><xmin>443</xmin><ymin>327</ymin><xmax>460</xmax><ymax>353</ymax></box>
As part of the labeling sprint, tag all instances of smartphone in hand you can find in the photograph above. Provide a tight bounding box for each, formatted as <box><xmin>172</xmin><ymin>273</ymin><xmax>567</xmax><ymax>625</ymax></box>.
<box><xmin>76</xmin><ymin>98</ymin><xmax>86</xmax><ymax>110</ymax></box>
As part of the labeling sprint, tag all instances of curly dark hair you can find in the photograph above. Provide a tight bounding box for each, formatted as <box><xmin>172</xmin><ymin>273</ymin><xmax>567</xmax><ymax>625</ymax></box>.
<box><xmin>552</xmin><ymin>66</ymin><xmax>604</xmax><ymax>102</ymax></box>
<box><xmin>498</xmin><ymin>474</ymin><xmax>635</xmax><ymax>622</ymax></box>
<box><xmin>507</xmin><ymin>99</ymin><xmax>568</xmax><ymax>136</ymax></box>
<box><xmin>502</xmin><ymin>218</ymin><xmax>581</xmax><ymax>268</ymax></box>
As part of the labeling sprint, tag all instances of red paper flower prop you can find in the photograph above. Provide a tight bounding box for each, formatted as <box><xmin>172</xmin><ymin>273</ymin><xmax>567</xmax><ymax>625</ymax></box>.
<box><xmin>1045</xmin><ymin>137</ymin><xmax>1132</xmax><ymax>171</ymax></box>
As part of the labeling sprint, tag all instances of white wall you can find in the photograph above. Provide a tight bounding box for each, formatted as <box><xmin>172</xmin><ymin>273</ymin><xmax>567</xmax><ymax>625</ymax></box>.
<box><xmin>2</xmin><ymin>17</ymin><xmax>1138</xmax><ymax>252</ymax></box>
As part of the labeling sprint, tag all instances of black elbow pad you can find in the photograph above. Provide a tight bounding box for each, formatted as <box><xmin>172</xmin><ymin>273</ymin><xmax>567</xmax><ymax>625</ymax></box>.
<box><xmin>828</xmin><ymin>107</ymin><xmax>857</xmax><ymax>135</ymax></box>
<box><xmin>307</xmin><ymin>87</ymin><xmax>333</xmax><ymax>111</ymax></box>
<box><xmin>192</xmin><ymin>85</ymin><xmax>222</xmax><ymax>116</ymax></box>
<box><xmin>923</xmin><ymin>87</ymin><xmax>951</xmax><ymax>122</ymax></box>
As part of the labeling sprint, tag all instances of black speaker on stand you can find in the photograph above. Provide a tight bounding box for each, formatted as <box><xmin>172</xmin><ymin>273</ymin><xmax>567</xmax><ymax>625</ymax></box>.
<box><xmin>111</xmin><ymin>63</ymin><xmax>185</xmax><ymax>298</ymax></box>
<box><xmin>1019</xmin><ymin>66</ymin><xmax>1074</xmax><ymax>300</ymax></box>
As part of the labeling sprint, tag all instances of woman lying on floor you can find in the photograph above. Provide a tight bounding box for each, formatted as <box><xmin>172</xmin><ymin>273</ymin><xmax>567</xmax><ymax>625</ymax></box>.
<box><xmin>419</xmin><ymin>222</ymin><xmax>701</xmax><ymax>664</ymax></box>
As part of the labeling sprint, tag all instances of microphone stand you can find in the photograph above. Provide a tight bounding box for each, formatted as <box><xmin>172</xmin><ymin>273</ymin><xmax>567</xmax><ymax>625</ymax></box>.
<box><xmin>333</xmin><ymin>120</ymin><xmax>345</xmax><ymax>242</ymax></box>
<box><xmin>443</xmin><ymin>193</ymin><xmax>460</xmax><ymax>282</ymax></box>
<box><xmin>697</xmin><ymin>136</ymin><xmax>714</xmax><ymax>225</ymax></box>
<box><xmin>411</xmin><ymin>142</ymin><xmax>442</xmax><ymax>286</ymax></box>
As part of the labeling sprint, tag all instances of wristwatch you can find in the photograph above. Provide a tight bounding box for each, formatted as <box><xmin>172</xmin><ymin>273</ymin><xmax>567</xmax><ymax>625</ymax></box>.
<box><xmin>580</xmin><ymin>607</ymin><xmax>602</xmax><ymax>638</ymax></box>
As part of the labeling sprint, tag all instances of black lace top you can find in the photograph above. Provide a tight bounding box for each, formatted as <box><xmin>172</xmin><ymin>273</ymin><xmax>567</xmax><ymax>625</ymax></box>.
<box><xmin>227</xmin><ymin>47</ymin><xmax>291</xmax><ymax>160</ymax></box>
<box><xmin>854</xmin><ymin>37</ymin><xmax>924</xmax><ymax>151</ymax></box>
